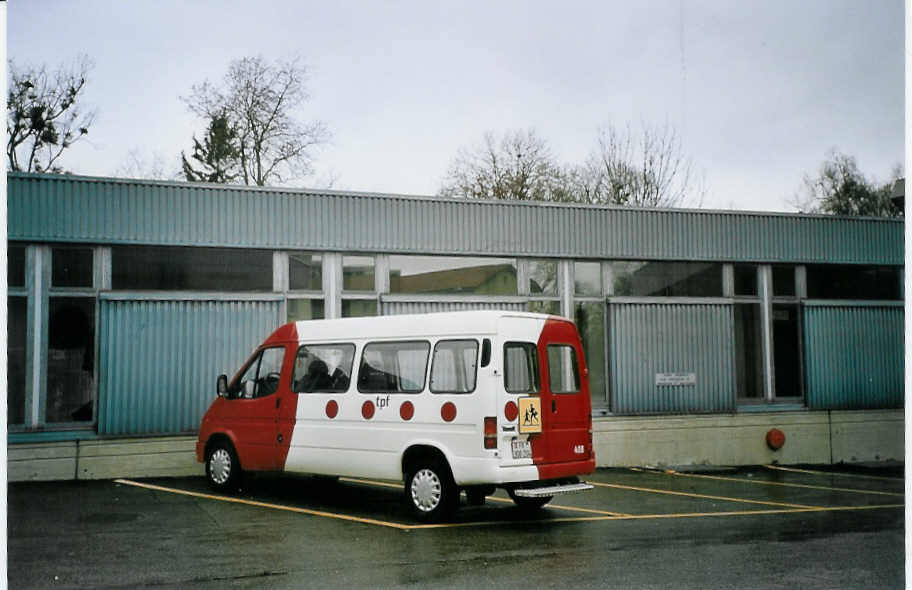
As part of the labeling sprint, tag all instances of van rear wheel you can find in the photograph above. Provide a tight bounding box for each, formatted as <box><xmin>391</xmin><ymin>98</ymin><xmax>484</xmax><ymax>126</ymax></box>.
<box><xmin>507</xmin><ymin>489</ymin><xmax>553</xmax><ymax>511</ymax></box>
<box><xmin>405</xmin><ymin>461</ymin><xmax>457</xmax><ymax>523</ymax></box>
<box><xmin>206</xmin><ymin>440</ymin><xmax>241</xmax><ymax>492</ymax></box>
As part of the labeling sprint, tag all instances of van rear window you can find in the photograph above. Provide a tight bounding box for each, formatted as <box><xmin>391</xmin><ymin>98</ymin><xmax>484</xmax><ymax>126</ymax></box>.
<box><xmin>547</xmin><ymin>344</ymin><xmax>580</xmax><ymax>393</ymax></box>
<box><xmin>358</xmin><ymin>341</ymin><xmax>430</xmax><ymax>393</ymax></box>
<box><xmin>504</xmin><ymin>342</ymin><xmax>539</xmax><ymax>394</ymax></box>
<box><xmin>430</xmin><ymin>340</ymin><xmax>478</xmax><ymax>394</ymax></box>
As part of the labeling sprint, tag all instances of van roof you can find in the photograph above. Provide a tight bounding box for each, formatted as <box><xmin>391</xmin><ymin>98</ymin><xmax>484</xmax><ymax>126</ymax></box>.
<box><xmin>265</xmin><ymin>310</ymin><xmax>569</xmax><ymax>344</ymax></box>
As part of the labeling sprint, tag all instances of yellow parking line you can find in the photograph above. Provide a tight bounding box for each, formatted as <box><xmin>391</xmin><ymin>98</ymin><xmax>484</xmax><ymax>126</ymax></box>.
<box><xmin>114</xmin><ymin>479</ymin><xmax>411</xmax><ymax>530</ymax></box>
<box><xmin>114</xmin><ymin>479</ymin><xmax>901</xmax><ymax>531</ymax></box>
<box><xmin>590</xmin><ymin>481</ymin><xmax>819</xmax><ymax>509</ymax></box>
<box><xmin>662</xmin><ymin>469</ymin><xmax>904</xmax><ymax>497</ymax></box>
<box><xmin>764</xmin><ymin>464</ymin><xmax>903</xmax><ymax>482</ymax></box>
<box><xmin>341</xmin><ymin>477</ymin><xmax>630</xmax><ymax>517</ymax></box>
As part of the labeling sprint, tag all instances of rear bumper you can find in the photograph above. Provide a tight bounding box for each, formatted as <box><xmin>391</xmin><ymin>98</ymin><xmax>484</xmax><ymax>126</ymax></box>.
<box><xmin>536</xmin><ymin>457</ymin><xmax>596</xmax><ymax>480</ymax></box>
<box><xmin>513</xmin><ymin>481</ymin><xmax>593</xmax><ymax>497</ymax></box>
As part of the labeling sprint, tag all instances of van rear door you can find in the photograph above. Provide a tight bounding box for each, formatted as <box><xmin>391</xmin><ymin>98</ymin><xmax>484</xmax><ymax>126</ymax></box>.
<box><xmin>532</xmin><ymin>318</ymin><xmax>593</xmax><ymax>474</ymax></box>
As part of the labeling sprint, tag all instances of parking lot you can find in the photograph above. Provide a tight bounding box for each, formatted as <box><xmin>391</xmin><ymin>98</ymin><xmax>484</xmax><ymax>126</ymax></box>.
<box><xmin>9</xmin><ymin>465</ymin><xmax>904</xmax><ymax>589</ymax></box>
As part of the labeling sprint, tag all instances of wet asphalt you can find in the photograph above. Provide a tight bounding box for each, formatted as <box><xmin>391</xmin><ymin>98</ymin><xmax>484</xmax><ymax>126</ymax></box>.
<box><xmin>8</xmin><ymin>465</ymin><xmax>904</xmax><ymax>589</ymax></box>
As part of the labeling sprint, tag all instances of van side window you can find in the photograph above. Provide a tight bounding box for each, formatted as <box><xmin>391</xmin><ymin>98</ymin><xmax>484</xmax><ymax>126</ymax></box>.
<box><xmin>547</xmin><ymin>344</ymin><xmax>580</xmax><ymax>394</ymax></box>
<box><xmin>504</xmin><ymin>342</ymin><xmax>539</xmax><ymax>394</ymax></box>
<box><xmin>229</xmin><ymin>347</ymin><xmax>285</xmax><ymax>399</ymax></box>
<box><xmin>358</xmin><ymin>341</ymin><xmax>430</xmax><ymax>394</ymax></box>
<box><xmin>430</xmin><ymin>340</ymin><xmax>479</xmax><ymax>394</ymax></box>
<box><xmin>292</xmin><ymin>343</ymin><xmax>355</xmax><ymax>393</ymax></box>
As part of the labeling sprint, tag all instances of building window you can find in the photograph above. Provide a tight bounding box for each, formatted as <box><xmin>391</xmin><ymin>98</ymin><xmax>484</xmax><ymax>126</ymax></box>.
<box><xmin>528</xmin><ymin>259</ymin><xmax>558</xmax><ymax>295</ymax></box>
<box><xmin>805</xmin><ymin>265</ymin><xmax>900</xmax><ymax>300</ymax></box>
<box><xmin>289</xmin><ymin>252</ymin><xmax>322</xmax><ymax>291</ymax></box>
<box><xmin>52</xmin><ymin>247</ymin><xmax>94</xmax><ymax>288</ymax></box>
<box><xmin>733</xmin><ymin>265</ymin><xmax>758</xmax><ymax>296</ymax></box>
<box><xmin>772</xmin><ymin>303</ymin><xmax>802</xmax><ymax>396</ymax></box>
<box><xmin>287</xmin><ymin>299</ymin><xmax>324</xmax><ymax>322</ymax></box>
<box><xmin>772</xmin><ymin>266</ymin><xmax>796</xmax><ymax>297</ymax></box>
<box><xmin>46</xmin><ymin>297</ymin><xmax>95</xmax><ymax>422</ymax></box>
<box><xmin>574</xmin><ymin>262</ymin><xmax>601</xmax><ymax>296</ymax></box>
<box><xmin>389</xmin><ymin>255</ymin><xmax>517</xmax><ymax>295</ymax></box>
<box><xmin>343</xmin><ymin>256</ymin><xmax>375</xmax><ymax>292</ymax></box>
<box><xmin>609</xmin><ymin>261</ymin><xmax>723</xmax><ymax>297</ymax></box>
<box><xmin>8</xmin><ymin>296</ymin><xmax>27</xmax><ymax>425</ymax></box>
<box><xmin>112</xmin><ymin>246</ymin><xmax>272</xmax><ymax>291</ymax></box>
<box><xmin>342</xmin><ymin>300</ymin><xmax>377</xmax><ymax>318</ymax></box>
<box><xmin>575</xmin><ymin>302</ymin><xmax>606</xmax><ymax>407</ymax></box>
<box><xmin>734</xmin><ymin>303</ymin><xmax>763</xmax><ymax>398</ymax></box>
<box><xmin>527</xmin><ymin>300</ymin><xmax>561</xmax><ymax>315</ymax></box>
<box><xmin>8</xmin><ymin>244</ymin><xmax>26</xmax><ymax>287</ymax></box>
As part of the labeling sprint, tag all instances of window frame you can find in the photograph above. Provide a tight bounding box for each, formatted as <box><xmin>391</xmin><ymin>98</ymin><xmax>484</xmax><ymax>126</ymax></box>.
<box><xmin>429</xmin><ymin>339</ymin><xmax>480</xmax><ymax>394</ymax></box>
<box><xmin>291</xmin><ymin>342</ymin><xmax>356</xmax><ymax>394</ymax></box>
<box><xmin>503</xmin><ymin>341</ymin><xmax>540</xmax><ymax>394</ymax></box>
<box><xmin>356</xmin><ymin>340</ymin><xmax>431</xmax><ymax>394</ymax></box>
<box><xmin>546</xmin><ymin>343</ymin><xmax>581</xmax><ymax>394</ymax></box>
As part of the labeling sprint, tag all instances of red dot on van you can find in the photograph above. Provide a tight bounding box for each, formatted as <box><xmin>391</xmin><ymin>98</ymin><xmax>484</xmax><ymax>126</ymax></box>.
<box><xmin>325</xmin><ymin>400</ymin><xmax>339</xmax><ymax>419</ymax></box>
<box><xmin>441</xmin><ymin>402</ymin><xmax>457</xmax><ymax>422</ymax></box>
<box><xmin>504</xmin><ymin>401</ymin><xmax>519</xmax><ymax>422</ymax></box>
<box><xmin>362</xmin><ymin>401</ymin><xmax>375</xmax><ymax>420</ymax></box>
<box><xmin>400</xmin><ymin>401</ymin><xmax>414</xmax><ymax>421</ymax></box>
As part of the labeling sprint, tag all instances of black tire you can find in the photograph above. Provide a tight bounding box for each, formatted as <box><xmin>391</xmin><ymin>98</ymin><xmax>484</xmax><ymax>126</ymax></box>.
<box><xmin>404</xmin><ymin>460</ymin><xmax>458</xmax><ymax>523</ymax></box>
<box><xmin>205</xmin><ymin>440</ymin><xmax>242</xmax><ymax>492</ymax></box>
<box><xmin>507</xmin><ymin>488</ymin><xmax>553</xmax><ymax>511</ymax></box>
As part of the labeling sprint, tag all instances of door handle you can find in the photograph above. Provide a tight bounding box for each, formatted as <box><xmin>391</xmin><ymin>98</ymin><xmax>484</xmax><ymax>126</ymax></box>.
<box><xmin>277</xmin><ymin>433</ymin><xmax>284</xmax><ymax>443</ymax></box>
<box><xmin>551</xmin><ymin>400</ymin><xmax>557</xmax><ymax>413</ymax></box>
<box><xmin>276</xmin><ymin>397</ymin><xmax>281</xmax><ymax>409</ymax></box>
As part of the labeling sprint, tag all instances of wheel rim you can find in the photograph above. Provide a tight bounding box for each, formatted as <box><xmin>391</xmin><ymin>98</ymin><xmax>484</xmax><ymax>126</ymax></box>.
<box><xmin>410</xmin><ymin>468</ymin><xmax>442</xmax><ymax>512</ymax></box>
<box><xmin>209</xmin><ymin>448</ymin><xmax>232</xmax><ymax>484</ymax></box>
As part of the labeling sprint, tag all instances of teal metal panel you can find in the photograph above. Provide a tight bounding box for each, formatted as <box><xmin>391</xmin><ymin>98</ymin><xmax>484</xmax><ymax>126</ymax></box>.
<box><xmin>381</xmin><ymin>300</ymin><xmax>526</xmax><ymax>315</ymax></box>
<box><xmin>8</xmin><ymin>172</ymin><xmax>903</xmax><ymax>265</ymax></box>
<box><xmin>803</xmin><ymin>305</ymin><xmax>904</xmax><ymax>409</ymax></box>
<box><xmin>610</xmin><ymin>303</ymin><xmax>735</xmax><ymax>414</ymax></box>
<box><xmin>97</xmin><ymin>299</ymin><xmax>281</xmax><ymax>435</ymax></box>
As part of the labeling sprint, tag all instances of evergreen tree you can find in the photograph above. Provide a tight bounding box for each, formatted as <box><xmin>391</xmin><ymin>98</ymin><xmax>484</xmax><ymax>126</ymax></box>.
<box><xmin>181</xmin><ymin>113</ymin><xmax>240</xmax><ymax>183</ymax></box>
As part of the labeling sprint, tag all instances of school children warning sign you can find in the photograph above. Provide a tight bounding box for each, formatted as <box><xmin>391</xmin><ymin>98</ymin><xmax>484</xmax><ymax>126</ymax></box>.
<box><xmin>518</xmin><ymin>397</ymin><xmax>542</xmax><ymax>434</ymax></box>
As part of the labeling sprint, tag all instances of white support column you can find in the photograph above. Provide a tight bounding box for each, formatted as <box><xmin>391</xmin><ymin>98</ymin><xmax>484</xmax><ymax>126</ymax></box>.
<box><xmin>795</xmin><ymin>266</ymin><xmax>807</xmax><ymax>299</ymax></box>
<box><xmin>28</xmin><ymin>246</ymin><xmax>50</xmax><ymax>427</ymax></box>
<box><xmin>722</xmin><ymin>264</ymin><xmax>735</xmax><ymax>297</ymax></box>
<box><xmin>272</xmin><ymin>251</ymin><xmax>289</xmax><ymax>293</ymax></box>
<box><xmin>95</xmin><ymin>247</ymin><xmax>112</xmax><ymax>290</ymax></box>
<box><xmin>759</xmin><ymin>264</ymin><xmax>775</xmax><ymax>400</ymax></box>
<box><xmin>516</xmin><ymin>259</ymin><xmax>530</xmax><ymax>297</ymax></box>
<box><xmin>323</xmin><ymin>253</ymin><xmax>342</xmax><ymax>319</ymax></box>
<box><xmin>559</xmin><ymin>260</ymin><xmax>574</xmax><ymax>319</ymax></box>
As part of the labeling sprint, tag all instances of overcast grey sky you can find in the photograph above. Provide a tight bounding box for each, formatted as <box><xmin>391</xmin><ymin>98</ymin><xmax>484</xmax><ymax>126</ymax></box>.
<box><xmin>7</xmin><ymin>0</ymin><xmax>904</xmax><ymax>211</ymax></box>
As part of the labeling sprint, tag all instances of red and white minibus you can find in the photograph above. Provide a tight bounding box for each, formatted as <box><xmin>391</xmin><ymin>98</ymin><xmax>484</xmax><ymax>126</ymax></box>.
<box><xmin>196</xmin><ymin>311</ymin><xmax>595</xmax><ymax>521</ymax></box>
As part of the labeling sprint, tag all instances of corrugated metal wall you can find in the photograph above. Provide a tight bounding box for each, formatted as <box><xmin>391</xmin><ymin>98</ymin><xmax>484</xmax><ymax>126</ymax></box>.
<box><xmin>8</xmin><ymin>173</ymin><xmax>903</xmax><ymax>264</ymax></box>
<box><xmin>610</xmin><ymin>303</ymin><xmax>735</xmax><ymax>414</ymax></box>
<box><xmin>803</xmin><ymin>305</ymin><xmax>904</xmax><ymax>409</ymax></box>
<box><xmin>381</xmin><ymin>300</ymin><xmax>526</xmax><ymax>315</ymax></box>
<box><xmin>97</xmin><ymin>299</ymin><xmax>281</xmax><ymax>435</ymax></box>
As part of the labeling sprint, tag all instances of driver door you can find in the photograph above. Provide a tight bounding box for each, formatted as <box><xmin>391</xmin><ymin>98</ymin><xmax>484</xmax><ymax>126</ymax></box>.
<box><xmin>223</xmin><ymin>346</ymin><xmax>287</xmax><ymax>472</ymax></box>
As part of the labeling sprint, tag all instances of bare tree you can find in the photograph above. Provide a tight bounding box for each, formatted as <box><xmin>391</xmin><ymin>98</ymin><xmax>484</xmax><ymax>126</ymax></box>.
<box><xmin>112</xmin><ymin>148</ymin><xmax>178</xmax><ymax>180</ymax></box>
<box><xmin>7</xmin><ymin>55</ymin><xmax>96</xmax><ymax>173</ymax></box>
<box><xmin>791</xmin><ymin>149</ymin><xmax>902</xmax><ymax>217</ymax></box>
<box><xmin>182</xmin><ymin>56</ymin><xmax>330</xmax><ymax>186</ymax></box>
<box><xmin>579</xmin><ymin>123</ymin><xmax>703</xmax><ymax>207</ymax></box>
<box><xmin>439</xmin><ymin>129</ymin><xmax>569</xmax><ymax>201</ymax></box>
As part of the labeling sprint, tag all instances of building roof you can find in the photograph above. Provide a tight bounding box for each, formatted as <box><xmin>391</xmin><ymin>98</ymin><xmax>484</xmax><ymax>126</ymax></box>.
<box><xmin>8</xmin><ymin>172</ymin><xmax>904</xmax><ymax>265</ymax></box>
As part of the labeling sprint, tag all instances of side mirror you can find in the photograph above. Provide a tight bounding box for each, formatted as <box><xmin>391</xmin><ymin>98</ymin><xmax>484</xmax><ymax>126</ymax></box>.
<box><xmin>243</xmin><ymin>380</ymin><xmax>256</xmax><ymax>399</ymax></box>
<box><xmin>217</xmin><ymin>374</ymin><xmax>229</xmax><ymax>397</ymax></box>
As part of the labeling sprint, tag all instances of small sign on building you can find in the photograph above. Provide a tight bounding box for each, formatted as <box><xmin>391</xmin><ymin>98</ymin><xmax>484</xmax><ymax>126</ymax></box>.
<box><xmin>655</xmin><ymin>372</ymin><xmax>697</xmax><ymax>386</ymax></box>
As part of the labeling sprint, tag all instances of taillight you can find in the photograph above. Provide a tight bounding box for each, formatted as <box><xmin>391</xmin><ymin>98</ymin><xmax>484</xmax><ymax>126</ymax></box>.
<box><xmin>484</xmin><ymin>416</ymin><xmax>497</xmax><ymax>449</ymax></box>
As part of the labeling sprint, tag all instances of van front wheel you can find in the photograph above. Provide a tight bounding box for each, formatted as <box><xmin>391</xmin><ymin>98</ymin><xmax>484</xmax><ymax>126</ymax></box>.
<box><xmin>206</xmin><ymin>440</ymin><xmax>241</xmax><ymax>492</ymax></box>
<box><xmin>405</xmin><ymin>462</ymin><xmax>457</xmax><ymax>522</ymax></box>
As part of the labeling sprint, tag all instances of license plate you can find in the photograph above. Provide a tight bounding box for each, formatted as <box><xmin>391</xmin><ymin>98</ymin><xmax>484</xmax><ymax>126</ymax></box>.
<box><xmin>511</xmin><ymin>439</ymin><xmax>532</xmax><ymax>459</ymax></box>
